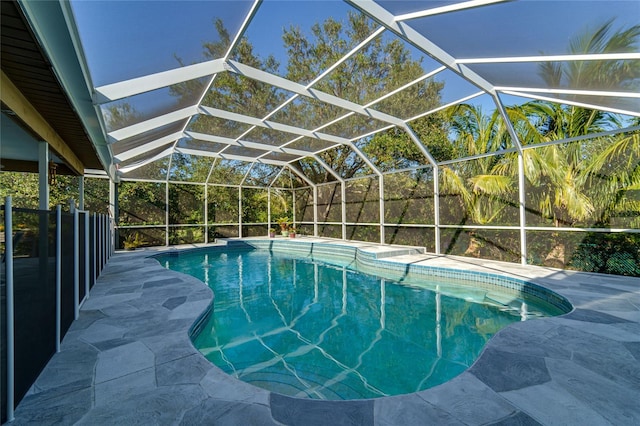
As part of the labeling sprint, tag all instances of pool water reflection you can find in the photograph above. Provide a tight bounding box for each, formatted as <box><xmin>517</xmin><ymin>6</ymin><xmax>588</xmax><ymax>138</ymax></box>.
<box><xmin>159</xmin><ymin>248</ymin><xmax>560</xmax><ymax>400</ymax></box>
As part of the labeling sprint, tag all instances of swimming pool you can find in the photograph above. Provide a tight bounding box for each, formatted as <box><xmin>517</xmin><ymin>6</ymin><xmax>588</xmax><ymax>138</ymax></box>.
<box><xmin>156</xmin><ymin>240</ymin><xmax>569</xmax><ymax>400</ymax></box>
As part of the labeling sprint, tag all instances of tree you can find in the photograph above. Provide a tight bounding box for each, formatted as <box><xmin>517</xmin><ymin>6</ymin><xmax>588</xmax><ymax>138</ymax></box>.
<box><xmin>508</xmin><ymin>19</ymin><xmax>639</xmax><ymax>228</ymax></box>
<box><xmin>437</xmin><ymin>104</ymin><xmax>515</xmax><ymax>256</ymax></box>
<box><xmin>539</xmin><ymin>18</ymin><xmax>640</xmax><ymax>102</ymax></box>
<box><xmin>284</xmin><ymin>12</ymin><xmax>447</xmax><ymax>181</ymax></box>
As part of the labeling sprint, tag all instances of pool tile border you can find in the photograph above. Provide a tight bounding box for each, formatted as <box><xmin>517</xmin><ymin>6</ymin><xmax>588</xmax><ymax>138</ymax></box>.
<box><xmin>196</xmin><ymin>239</ymin><xmax>572</xmax><ymax>313</ymax></box>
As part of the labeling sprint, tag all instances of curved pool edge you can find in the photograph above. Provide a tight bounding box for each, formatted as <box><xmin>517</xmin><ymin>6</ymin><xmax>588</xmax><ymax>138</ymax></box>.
<box><xmin>12</xmin><ymin>238</ymin><xmax>640</xmax><ymax>425</ymax></box>
<box><xmin>154</xmin><ymin>238</ymin><xmax>573</xmax><ymax>316</ymax></box>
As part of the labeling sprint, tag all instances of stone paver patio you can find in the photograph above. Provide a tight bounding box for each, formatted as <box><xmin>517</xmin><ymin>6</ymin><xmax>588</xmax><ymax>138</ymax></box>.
<box><xmin>9</xmin><ymin>237</ymin><xmax>640</xmax><ymax>425</ymax></box>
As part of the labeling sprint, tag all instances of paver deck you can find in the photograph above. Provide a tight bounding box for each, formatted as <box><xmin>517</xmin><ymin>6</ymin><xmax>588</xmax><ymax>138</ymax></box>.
<box><xmin>9</xmin><ymin>237</ymin><xmax>640</xmax><ymax>425</ymax></box>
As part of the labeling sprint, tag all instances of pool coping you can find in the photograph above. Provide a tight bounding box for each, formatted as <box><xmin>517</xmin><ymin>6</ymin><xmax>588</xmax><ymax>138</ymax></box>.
<box><xmin>10</xmin><ymin>237</ymin><xmax>640</xmax><ymax>425</ymax></box>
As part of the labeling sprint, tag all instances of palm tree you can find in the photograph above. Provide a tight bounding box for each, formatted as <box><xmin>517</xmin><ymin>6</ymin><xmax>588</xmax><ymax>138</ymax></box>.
<box><xmin>504</xmin><ymin>102</ymin><xmax>616</xmax><ymax>227</ymax></box>
<box><xmin>496</xmin><ymin>19</ymin><xmax>640</xmax><ymax>267</ymax></box>
<box><xmin>539</xmin><ymin>18</ymin><xmax>640</xmax><ymax>99</ymax></box>
<box><xmin>439</xmin><ymin>104</ymin><xmax>515</xmax><ymax>256</ymax></box>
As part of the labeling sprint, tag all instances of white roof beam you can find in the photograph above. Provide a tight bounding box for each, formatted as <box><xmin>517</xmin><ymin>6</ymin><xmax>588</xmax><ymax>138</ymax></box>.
<box><xmin>400</xmin><ymin>123</ymin><xmax>438</xmax><ymax>167</ymax></box>
<box><xmin>347</xmin><ymin>0</ymin><xmax>496</xmax><ymax>95</ymax></box>
<box><xmin>280</xmin><ymin>135</ymin><xmax>342</xmax><ymax>157</ymax></box>
<box><xmin>495</xmin><ymin>87</ymin><xmax>640</xmax><ymax>99</ymax></box>
<box><xmin>499</xmin><ymin>90</ymin><xmax>640</xmax><ymax>117</ymax></box>
<box><xmin>312</xmin><ymin>155</ymin><xmax>344</xmax><ymax>183</ymax></box>
<box><xmin>437</xmin><ymin>147</ymin><xmax>518</xmax><ymax>166</ymax></box>
<box><xmin>224</xmin><ymin>60</ymin><xmax>405</xmax><ymax>126</ymax></box>
<box><xmin>493</xmin><ymin>93</ymin><xmax>524</xmax><ymax>153</ymax></box>
<box><xmin>306</xmin><ymin>26</ymin><xmax>386</xmax><ymax>87</ymax></box>
<box><xmin>268</xmin><ymin>167</ymin><xmax>286</xmax><ymax>188</ymax></box>
<box><xmin>176</xmin><ymin>147</ymin><xmax>288</xmax><ymax>166</ymax></box>
<box><xmin>94</xmin><ymin>59</ymin><xmax>226</xmax><ymax>103</ymax></box>
<box><xmin>519</xmin><ymin>125</ymin><xmax>640</xmax><ymax>152</ymax></box>
<box><xmin>107</xmin><ymin>105</ymin><xmax>197</xmax><ymax>142</ymax></box>
<box><xmin>239</xmin><ymin>163</ymin><xmax>254</xmax><ymax>186</ymax></box>
<box><xmin>347</xmin><ymin>142</ymin><xmax>382</xmax><ymax>176</ymax></box>
<box><xmin>113</xmin><ymin>131</ymin><xmax>184</xmax><ymax>163</ymax></box>
<box><xmin>161</xmin><ymin>3</ymin><xmax>262</xmax><ymax>167</ymax></box>
<box><xmin>199</xmin><ymin>105</ymin><xmax>352</xmax><ymax>145</ymax></box>
<box><xmin>286</xmin><ymin>165</ymin><xmax>316</xmax><ymax>188</ymax></box>
<box><xmin>457</xmin><ymin>52</ymin><xmax>640</xmax><ymax>64</ymax></box>
<box><xmin>223</xmin><ymin>0</ymin><xmax>262</xmax><ymax>61</ymax></box>
<box><xmin>406</xmin><ymin>91</ymin><xmax>485</xmax><ymax>123</ymax></box>
<box><xmin>395</xmin><ymin>0</ymin><xmax>509</xmax><ymax>21</ymax></box>
<box><xmin>117</xmin><ymin>147</ymin><xmax>174</xmax><ymax>174</ymax></box>
<box><xmin>185</xmin><ymin>131</ymin><xmax>312</xmax><ymax>157</ymax></box>
<box><xmin>364</xmin><ymin>66</ymin><xmax>447</xmax><ymax>109</ymax></box>
<box><xmin>240</xmin><ymin>25</ymin><xmax>387</xmax><ymax>137</ymax></box>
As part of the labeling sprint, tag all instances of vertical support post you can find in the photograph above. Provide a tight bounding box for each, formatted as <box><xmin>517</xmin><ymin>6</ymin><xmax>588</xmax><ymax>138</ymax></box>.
<box><xmin>313</xmin><ymin>186</ymin><xmax>318</xmax><ymax>237</ymax></box>
<box><xmin>102</xmin><ymin>215</ymin><xmax>105</xmax><ymax>269</ymax></box>
<box><xmin>238</xmin><ymin>186</ymin><xmax>243</xmax><ymax>238</ymax></box>
<box><xmin>292</xmin><ymin>189</ymin><xmax>296</xmax><ymax>230</ymax></box>
<box><xmin>112</xmin><ymin>216</ymin><xmax>115</xmax><ymax>256</ymax></box>
<box><xmin>108</xmin><ymin>216</ymin><xmax>112</xmax><ymax>258</ymax></box>
<box><xmin>204</xmin><ymin>183</ymin><xmax>208</xmax><ymax>244</ymax></box>
<box><xmin>109</xmin><ymin>180</ymin><xmax>118</xmax><ymax>251</ymax></box>
<box><xmin>5</xmin><ymin>196</ymin><xmax>15</xmax><ymax>422</ymax></box>
<box><xmin>96</xmin><ymin>214</ymin><xmax>101</xmax><ymax>274</ymax></box>
<box><xmin>165</xmin><ymin>182</ymin><xmax>170</xmax><ymax>246</ymax></box>
<box><xmin>518</xmin><ymin>153</ymin><xmax>527</xmax><ymax>265</ymax></box>
<box><xmin>78</xmin><ymin>176</ymin><xmax>84</xmax><ymax>210</ymax></box>
<box><xmin>98</xmin><ymin>215</ymin><xmax>102</xmax><ymax>269</ymax></box>
<box><xmin>93</xmin><ymin>213</ymin><xmax>97</xmax><ymax>282</ymax></box>
<box><xmin>73</xmin><ymin>208</ymin><xmax>79</xmax><ymax>320</ymax></box>
<box><xmin>433</xmin><ymin>166</ymin><xmax>441</xmax><ymax>254</ymax></box>
<box><xmin>84</xmin><ymin>211</ymin><xmax>90</xmax><ymax>299</ymax></box>
<box><xmin>98</xmin><ymin>214</ymin><xmax>102</xmax><ymax>273</ymax></box>
<box><xmin>108</xmin><ymin>216</ymin><xmax>111</xmax><ymax>260</ymax></box>
<box><xmin>102</xmin><ymin>215</ymin><xmax>106</xmax><ymax>265</ymax></box>
<box><xmin>341</xmin><ymin>182</ymin><xmax>346</xmax><ymax>240</ymax></box>
<box><xmin>55</xmin><ymin>205</ymin><xmax>61</xmax><ymax>352</ymax></box>
<box><xmin>267</xmin><ymin>188</ymin><xmax>271</xmax><ymax>234</ymax></box>
<box><xmin>38</xmin><ymin>142</ymin><xmax>49</xmax><ymax>210</ymax></box>
<box><xmin>105</xmin><ymin>214</ymin><xmax>108</xmax><ymax>263</ymax></box>
<box><xmin>379</xmin><ymin>174</ymin><xmax>385</xmax><ymax>245</ymax></box>
<box><xmin>106</xmin><ymin>214</ymin><xmax>109</xmax><ymax>261</ymax></box>
<box><xmin>436</xmin><ymin>285</ymin><xmax>442</xmax><ymax>357</ymax></box>
<box><xmin>103</xmin><ymin>215</ymin><xmax>107</xmax><ymax>266</ymax></box>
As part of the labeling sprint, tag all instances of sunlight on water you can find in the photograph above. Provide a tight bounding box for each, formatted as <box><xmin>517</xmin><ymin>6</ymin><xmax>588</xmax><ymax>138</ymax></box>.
<box><xmin>159</xmin><ymin>249</ymin><xmax>560</xmax><ymax>400</ymax></box>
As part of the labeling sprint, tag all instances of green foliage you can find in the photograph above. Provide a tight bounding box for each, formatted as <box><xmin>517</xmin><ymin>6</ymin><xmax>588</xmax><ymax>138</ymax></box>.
<box><xmin>539</xmin><ymin>19</ymin><xmax>640</xmax><ymax>94</ymax></box>
<box><xmin>169</xmin><ymin>226</ymin><xmax>205</xmax><ymax>245</ymax></box>
<box><xmin>276</xmin><ymin>216</ymin><xmax>290</xmax><ymax>231</ymax></box>
<box><xmin>241</xmin><ymin>188</ymin><xmax>268</xmax><ymax>223</ymax></box>
<box><xmin>284</xmin><ymin>12</ymin><xmax>447</xmax><ymax>180</ymax></box>
<box><xmin>0</xmin><ymin>172</ymin><xmax>39</xmax><ymax>209</ymax></box>
<box><xmin>208</xmin><ymin>185</ymin><xmax>239</xmax><ymax>223</ymax></box>
<box><xmin>569</xmin><ymin>233</ymin><xmax>640</xmax><ymax>276</ymax></box>
<box><xmin>0</xmin><ymin>172</ymin><xmax>84</xmax><ymax>211</ymax></box>
<box><xmin>439</xmin><ymin>104</ymin><xmax>516</xmax><ymax>227</ymax></box>
<box><xmin>168</xmin><ymin>184</ymin><xmax>204</xmax><ymax>224</ymax></box>
<box><xmin>123</xmin><ymin>232</ymin><xmax>145</xmax><ymax>250</ymax></box>
<box><xmin>118</xmin><ymin>181</ymin><xmax>165</xmax><ymax>225</ymax></box>
<box><xmin>84</xmin><ymin>178</ymin><xmax>110</xmax><ymax>215</ymax></box>
<box><xmin>104</xmin><ymin>102</ymin><xmax>141</xmax><ymax>131</ymax></box>
<box><xmin>168</xmin><ymin>153</ymin><xmax>214</xmax><ymax>182</ymax></box>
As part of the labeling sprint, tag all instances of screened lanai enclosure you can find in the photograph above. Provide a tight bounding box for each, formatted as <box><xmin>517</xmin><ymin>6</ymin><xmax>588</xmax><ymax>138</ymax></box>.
<box><xmin>6</xmin><ymin>0</ymin><xmax>640</xmax><ymax>276</ymax></box>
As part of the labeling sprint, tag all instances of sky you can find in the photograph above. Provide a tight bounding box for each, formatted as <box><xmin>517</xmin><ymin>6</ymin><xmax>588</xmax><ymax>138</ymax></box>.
<box><xmin>70</xmin><ymin>0</ymin><xmax>639</xmax><ymax>124</ymax></box>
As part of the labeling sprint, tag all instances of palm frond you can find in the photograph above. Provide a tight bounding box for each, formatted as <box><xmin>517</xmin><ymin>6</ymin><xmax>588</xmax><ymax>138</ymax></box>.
<box><xmin>469</xmin><ymin>174</ymin><xmax>513</xmax><ymax>196</ymax></box>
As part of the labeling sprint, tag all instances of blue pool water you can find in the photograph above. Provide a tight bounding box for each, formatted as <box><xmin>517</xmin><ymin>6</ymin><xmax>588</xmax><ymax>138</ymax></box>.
<box><xmin>157</xmin><ymin>247</ymin><xmax>563</xmax><ymax>400</ymax></box>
